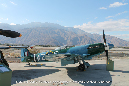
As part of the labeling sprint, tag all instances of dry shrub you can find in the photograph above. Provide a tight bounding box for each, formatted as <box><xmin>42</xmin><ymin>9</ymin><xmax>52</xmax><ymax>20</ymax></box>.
<box><xmin>14</xmin><ymin>53</ymin><xmax>21</xmax><ymax>57</ymax></box>
<box><xmin>28</xmin><ymin>48</ymin><xmax>40</xmax><ymax>54</ymax></box>
<box><xmin>10</xmin><ymin>53</ymin><xmax>15</xmax><ymax>56</ymax></box>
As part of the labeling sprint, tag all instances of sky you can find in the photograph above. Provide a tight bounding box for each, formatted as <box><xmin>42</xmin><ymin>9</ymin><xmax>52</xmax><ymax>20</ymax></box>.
<box><xmin>0</xmin><ymin>0</ymin><xmax>129</xmax><ymax>41</ymax></box>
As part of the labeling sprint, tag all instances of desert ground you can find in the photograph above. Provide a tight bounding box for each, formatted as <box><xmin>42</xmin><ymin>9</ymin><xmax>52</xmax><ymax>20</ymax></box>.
<box><xmin>1</xmin><ymin>47</ymin><xmax>129</xmax><ymax>86</ymax></box>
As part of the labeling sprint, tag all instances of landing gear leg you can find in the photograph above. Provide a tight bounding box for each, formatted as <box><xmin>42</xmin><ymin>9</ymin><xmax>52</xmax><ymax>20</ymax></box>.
<box><xmin>78</xmin><ymin>64</ymin><xmax>85</xmax><ymax>71</ymax></box>
<box><xmin>27</xmin><ymin>62</ymin><xmax>30</xmax><ymax>65</ymax></box>
<box><xmin>77</xmin><ymin>56</ymin><xmax>90</xmax><ymax>71</ymax></box>
<box><xmin>77</xmin><ymin>56</ymin><xmax>86</xmax><ymax>71</ymax></box>
<box><xmin>85</xmin><ymin>62</ymin><xmax>90</xmax><ymax>68</ymax></box>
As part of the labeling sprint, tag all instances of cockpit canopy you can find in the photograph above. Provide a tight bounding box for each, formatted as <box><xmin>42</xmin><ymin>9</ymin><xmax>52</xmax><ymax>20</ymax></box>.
<box><xmin>55</xmin><ymin>45</ymin><xmax>69</xmax><ymax>50</ymax></box>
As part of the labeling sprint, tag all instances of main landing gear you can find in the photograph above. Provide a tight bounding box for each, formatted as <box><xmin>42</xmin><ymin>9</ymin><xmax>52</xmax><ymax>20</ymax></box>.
<box><xmin>27</xmin><ymin>62</ymin><xmax>30</xmax><ymax>65</ymax></box>
<box><xmin>78</xmin><ymin>64</ymin><xmax>85</xmax><ymax>71</ymax></box>
<box><xmin>76</xmin><ymin>56</ymin><xmax>90</xmax><ymax>71</ymax></box>
<box><xmin>78</xmin><ymin>62</ymin><xmax>90</xmax><ymax>71</ymax></box>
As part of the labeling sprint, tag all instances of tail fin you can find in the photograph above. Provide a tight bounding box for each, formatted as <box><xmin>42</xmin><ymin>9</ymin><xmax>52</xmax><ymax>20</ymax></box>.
<box><xmin>21</xmin><ymin>48</ymin><xmax>33</xmax><ymax>57</ymax></box>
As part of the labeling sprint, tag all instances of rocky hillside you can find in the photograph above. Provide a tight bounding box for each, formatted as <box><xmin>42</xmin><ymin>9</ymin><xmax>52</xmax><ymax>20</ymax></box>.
<box><xmin>0</xmin><ymin>22</ymin><xmax>128</xmax><ymax>47</ymax></box>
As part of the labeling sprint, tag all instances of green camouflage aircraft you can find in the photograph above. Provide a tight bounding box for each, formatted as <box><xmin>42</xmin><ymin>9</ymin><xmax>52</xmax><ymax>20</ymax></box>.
<box><xmin>20</xmin><ymin>30</ymin><xmax>114</xmax><ymax>71</ymax></box>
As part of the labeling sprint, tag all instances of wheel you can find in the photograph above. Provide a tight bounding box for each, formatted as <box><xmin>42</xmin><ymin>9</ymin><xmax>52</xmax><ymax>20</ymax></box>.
<box><xmin>27</xmin><ymin>62</ymin><xmax>30</xmax><ymax>65</ymax></box>
<box><xmin>78</xmin><ymin>64</ymin><xmax>85</xmax><ymax>71</ymax></box>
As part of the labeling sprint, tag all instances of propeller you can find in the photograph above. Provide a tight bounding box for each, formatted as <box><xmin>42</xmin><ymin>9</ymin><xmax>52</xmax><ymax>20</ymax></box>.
<box><xmin>0</xmin><ymin>29</ymin><xmax>30</xmax><ymax>49</ymax></box>
<box><xmin>103</xmin><ymin>30</ymin><xmax>106</xmax><ymax>45</ymax></box>
<box><xmin>103</xmin><ymin>30</ymin><xmax>109</xmax><ymax>60</ymax></box>
<box><xmin>0</xmin><ymin>29</ymin><xmax>22</xmax><ymax>67</ymax></box>
<box><xmin>0</xmin><ymin>29</ymin><xmax>22</xmax><ymax>38</ymax></box>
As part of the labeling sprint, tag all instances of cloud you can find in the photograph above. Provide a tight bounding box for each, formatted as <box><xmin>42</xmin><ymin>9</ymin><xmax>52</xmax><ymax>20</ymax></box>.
<box><xmin>5</xmin><ymin>18</ymin><xmax>8</xmax><ymax>20</ymax></box>
<box><xmin>57</xmin><ymin>20</ymin><xmax>62</xmax><ymax>22</ymax></box>
<box><xmin>123</xmin><ymin>38</ymin><xmax>129</xmax><ymax>41</ymax></box>
<box><xmin>0</xmin><ymin>18</ymin><xmax>3</xmax><ymax>20</ymax></box>
<box><xmin>74</xmin><ymin>19</ymin><xmax>129</xmax><ymax>33</ymax></box>
<box><xmin>109</xmin><ymin>2</ymin><xmax>128</xmax><ymax>7</ymax></box>
<box><xmin>26</xmin><ymin>19</ymin><xmax>29</xmax><ymax>21</ymax></box>
<box><xmin>94</xmin><ymin>17</ymin><xmax>98</xmax><ymax>19</ymax></box>
<box><xmin>112</xmin><ymin>34</ymin><xmax>129</xmax><ymax>41</ymax></box>
<box><xmin>99</xmin><ymin>7</ymin><xmax>107</xmax><ymax>9</ymax></box>
<box><xmin>116</xmin><ymin>11</ymin><xmax>128</xmax><ymax>16</ymax></box>
<box><xmin>1</xmin><ymin>4</ymin><xmax>7</xmax><ymax>7</ymax></box>
<box><xmin>10</xmin><ymin>1</ymin><xmax>17</xmax><ymax>5</ymax></box>
<box><xmin>106</xmin><ymin>11</ymin><xmax>128</xmax><ymax>19</ymax></box>
<box><xmin>0</xmin><ymin>22</ymin><xmax>1</xmax><ymax>23</ymax></box>
<box><xmin>106</xmin><ymin>16</ymin><xmax>114</xmax><ymax>19</ymax></box>
<box><xmin>112</xmin><ymin>34</ymin><xmax>129</xmax><ymax>37</ymax></box>
<box><xmin>10</xmin><ymin>23</ymin><xmax>16</xmax><ymax>25</ymax></box>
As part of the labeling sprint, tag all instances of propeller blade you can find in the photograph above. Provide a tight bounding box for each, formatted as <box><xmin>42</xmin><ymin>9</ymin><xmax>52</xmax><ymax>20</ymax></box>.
<box><xmin>105</xmin><ymin>50</ymin><xmax>108</xmax><ymax>60</ymax></box>
<box><xmin>103</xmin><ymin>30</ymin><xmax>106</xmax><ymax>44</ymax></box>
<box><xmin>103</xmin><ymin>30</ymin><xmax>108</xmax><ymax>60</ymax></box>
<box><xmin>0</xmin><ymin>29</ymin><xmax>22</xmax><ymax>38</ymax></box>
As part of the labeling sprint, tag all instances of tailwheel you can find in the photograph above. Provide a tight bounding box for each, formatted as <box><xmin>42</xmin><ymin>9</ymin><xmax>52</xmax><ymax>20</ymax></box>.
<box><xmin>27</xmin><ymin>62</ymin><xmax>30</xmax><ymax>65</ymax></box>
<box><xmin>78</xmin><ymin>64</ymin><xmax>85</xmax><ymax>71</ymax></box>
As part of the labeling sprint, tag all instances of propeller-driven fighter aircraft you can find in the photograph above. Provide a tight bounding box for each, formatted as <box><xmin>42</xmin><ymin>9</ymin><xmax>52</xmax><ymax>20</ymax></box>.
<box><xmin>20</xmin><ymin>30</ymin><xmax>114</xmax><ymax>71</ymax></box>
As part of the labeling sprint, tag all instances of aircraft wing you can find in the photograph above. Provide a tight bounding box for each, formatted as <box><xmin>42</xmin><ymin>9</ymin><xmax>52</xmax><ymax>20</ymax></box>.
<box><xmin>0</xmin><ymin>46</ymin><xmax>28</xmax><ymax>49</ymax></box>
<box><xmin>61</xmin><ymin>54</ymin><xmax>78</xmax><ymax>66</ymax></box>
<box><xmin>0</xmin><ymin>47</ymin><xmax>10</xmax><ymax>49</ymax></box>
<box><xmin>8</xmin><ymin>46</ymin><xmax>28</xmax><ymax>48</ymax></box>
<box><xmin>45</xmin><ymin>53</ymin><xmax>91</xmax><ymax>66</ymax></box>
<box><xmin>60</xmin><ymin>53</ymin><xmax>91</xmax><ymax>66</ymax></box>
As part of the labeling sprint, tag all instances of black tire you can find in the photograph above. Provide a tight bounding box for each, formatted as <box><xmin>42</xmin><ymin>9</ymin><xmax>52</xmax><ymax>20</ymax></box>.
<box><xmin>78</xmin><ymin>64</ymin><xmax>85</xmax><ymax>71</ymax></box>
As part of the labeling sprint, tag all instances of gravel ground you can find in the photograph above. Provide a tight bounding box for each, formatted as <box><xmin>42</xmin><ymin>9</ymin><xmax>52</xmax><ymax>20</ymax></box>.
<box><xmin>1</xmin><ymin>47</ymin><xmax>129</xmax><ymax>86</ymax></box>
<box><xmin>9</xmin><ymin>58</ymin><xmax>129</xmax><ymax>86</ymax></box>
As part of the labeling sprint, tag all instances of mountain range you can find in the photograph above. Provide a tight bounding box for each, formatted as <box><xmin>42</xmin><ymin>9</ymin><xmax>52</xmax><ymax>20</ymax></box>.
<box><xmin>0</xmin><ymin>22</ymin><xmax>129</xmax><ymax>47</ymax></box>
